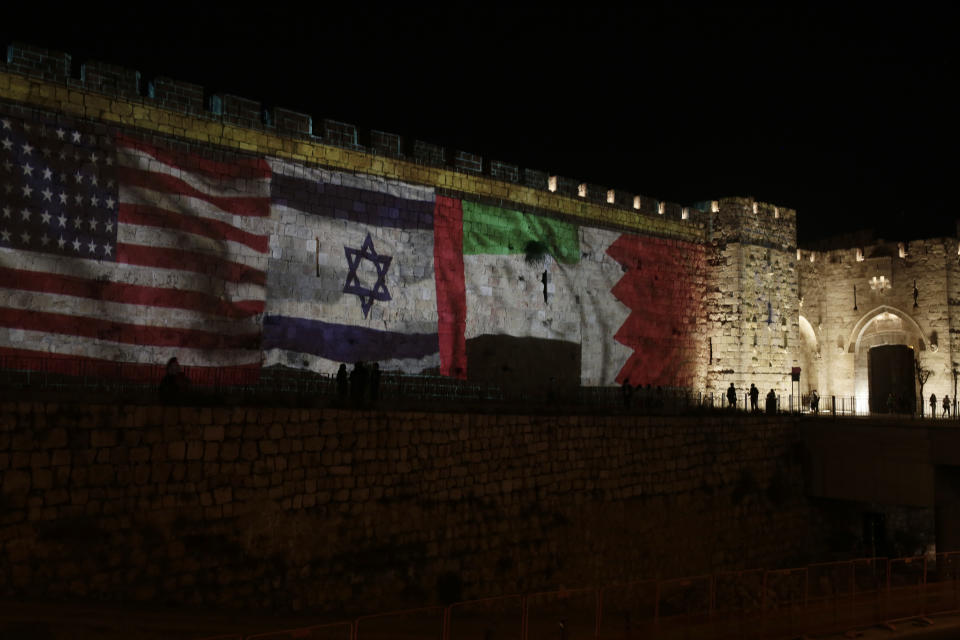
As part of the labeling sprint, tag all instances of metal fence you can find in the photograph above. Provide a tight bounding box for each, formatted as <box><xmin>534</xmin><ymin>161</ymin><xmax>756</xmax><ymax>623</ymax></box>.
<box><xmin>197</xmin><ymin>552</ymin><xmax>960</xmax><ymax>640</ymax></box>
<box><xmin>0</xmin><ymin>355</ymin><xmax>503</xmax><ymax>407</ymax></box>
<box><xmin>3</xmin><ymin>355</ymin><xmax>958</xmax><ymax>420</ymax></box>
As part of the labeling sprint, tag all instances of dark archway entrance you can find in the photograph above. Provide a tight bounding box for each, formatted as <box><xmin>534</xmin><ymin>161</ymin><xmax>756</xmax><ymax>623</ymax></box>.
<box><xmin>869</xmin><ymin>345</ymin><xmax>915</xmax><ymax>413</ymax></box>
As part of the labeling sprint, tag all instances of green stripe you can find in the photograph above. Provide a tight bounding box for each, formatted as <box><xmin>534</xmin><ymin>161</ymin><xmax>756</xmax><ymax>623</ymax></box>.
<box><xmin>462</xmin><ymin>201</ymin><xmax>580</xmax><ymax>264</ymax></box>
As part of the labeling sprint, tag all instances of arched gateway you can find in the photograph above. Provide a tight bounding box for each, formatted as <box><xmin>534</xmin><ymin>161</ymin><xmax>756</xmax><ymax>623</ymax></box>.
<box><xmin>847</xmin><ymin>306</ymin><xmax>926</xmax><ymax>413</ymax></box>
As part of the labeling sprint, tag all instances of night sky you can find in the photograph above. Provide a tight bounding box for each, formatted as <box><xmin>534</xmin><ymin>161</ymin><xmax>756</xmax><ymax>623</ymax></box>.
<box><xmin>1</xmin><ymin>5</ymin><xmax>954</xmax><ymax>245</ymax></box>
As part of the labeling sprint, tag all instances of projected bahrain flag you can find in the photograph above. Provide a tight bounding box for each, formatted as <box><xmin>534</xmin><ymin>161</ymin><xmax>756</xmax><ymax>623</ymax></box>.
<box><xmin>606</xmin><ymin>234</ymin><xmax>707</xmax><ymax>387</ymax></box>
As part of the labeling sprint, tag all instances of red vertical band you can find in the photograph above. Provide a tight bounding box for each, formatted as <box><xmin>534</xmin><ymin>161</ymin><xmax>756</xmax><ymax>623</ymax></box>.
<box><xmin>607</xmin><ymin>235</ymin><xmax>707</xmax><ymax>387</ymax></box>
<box><xmin>433</xmin><ymin>196</ymin><xmax>468</xmax><ymax>379</ymax></box>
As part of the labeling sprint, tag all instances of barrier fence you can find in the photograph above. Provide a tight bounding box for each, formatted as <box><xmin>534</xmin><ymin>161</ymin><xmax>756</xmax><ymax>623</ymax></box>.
<box><xmin>195</xmin><ymin>553</ymin><xmax>960</xmax><ymax>640</ymax></box>
<box><xmin>0</xmin><ymin>355</ymin><xmax>503</xmax><ymax>406</ymax></box>
<box><xmin>5</xmin><ymin>355</ymin><xmax>960</xmax><ymax>420</ymax></box>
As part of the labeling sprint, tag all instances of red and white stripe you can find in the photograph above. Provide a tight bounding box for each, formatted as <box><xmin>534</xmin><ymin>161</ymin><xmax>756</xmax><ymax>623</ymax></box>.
<box><xmin>0</xmin><ymin>136</ymin><xmax>271</xmax><ymax>376</ymax></box>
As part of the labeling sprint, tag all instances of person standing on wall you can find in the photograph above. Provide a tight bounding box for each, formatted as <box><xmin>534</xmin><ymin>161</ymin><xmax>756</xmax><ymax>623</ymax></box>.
<box><xmin>727</xmin><ymin>383</ymin><xmax>737</xmax><ymax>409</ymax></box>
<box><xmin>749</xmin><ymin>384</ymin><xmax>760</xmax><ymax>412</ymax></box>
<box><xmin>351</xmin><ymin>362</ymin><xmax>366</xmax><ymax>408</ymax></box>
<box><xmin>370</xmin><ymin>362</ymin><xmax>381</xmax><ymax>405</ymax></box>
<box><xmin>930</xmin><ymin>393</ymin><xmax>937</xmax><ymax>419</ymax></box>
<box><xmin>159</xmin><ymin>357</ymin><xmax>189</xmax><ymax>402</ymax></box>
<box><xmin>336</xmin><ymin>364</ymin><xmax>349</xmax><ymax>405</ymax></box>
<box><xmin>944</xmin><ymin>394</ymin><xmax>951</xmax><ymax>419</ymax></box>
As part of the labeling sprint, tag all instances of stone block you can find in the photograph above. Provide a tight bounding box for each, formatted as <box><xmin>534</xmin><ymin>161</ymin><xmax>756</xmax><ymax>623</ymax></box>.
<box><xmin>42</xmin><ymin>428</ymin><xmax>68</xmax><ymax>449</ymax></box>
<box><xmin>524</xmin><ymin>168</ymin><xmax>549</xmax><ymax>190</ymax></box>
<box><xmin>88</xmin><ymin>465</ymin><xmax>115</xmax><ymax>486</ymax></box>
<box><xmin>273</xmin><ymin>107</ymin><xmax>312</xmax><ymax>136</ymax></box>
<box><xmin>322</xmin><ymin>119</ymin><xmax>362</xmax><ymax>149</ymax></box>
<box><xmin>220</xmin><ymin>442</ymin><xmax>240</xmax><ymax>461</ymax></box>
<box><xmin>82</xmin><ymin>61</ymin><xmax>140</xmax><ymax>98</ymax></box>
<box><xmin>370</xmin><ymin>129</ymin><xmax>402</xmax><ymax>157</ymax></box>
<box><xmin>489</xmin><ymin>160</ymin><xmax>520</xmax><ymax>183</ymax></box>
<box><xmin>152</xmin><ymin>77</ymin><xmax>205</xmax><ymax>114</ymax></box>
<box><xmin>454</xmin><ymin>150</ymin><xmax>483</xmax><ymax>174</ymax></box>
<box><xmin>241</xmin><ymin>442</ymin><xmax>259</xmax><ymax>461</ymax></box>
<box><xmin>6</xmin><ymin>42</ymin><xmax>71</xmax><ymax>82</ymax></box>
<box><xmin>2</xmin><ymin>469</ymin><xmax>30</xmax><ymax>494</ymax></box>
<box><xmin>218</xmin><ymin>94</ymin><xmax>263</xmax><ymax>128</ymax></box>
<box><xmin>413</xmin><ymin>140</ymin><xmax>445</xmax><ymax>165</ymax></box>
<box><xmin>259</xmin><ymin>440</ymin><xmax>278</xmax><ymax>455</ymax></box>
<box><xmin>186</xmin><ymin>441</ymin><xmax>204</xmax><ymax>461</ymax></box>
<box><xmin>10</xmin><ymin>452</ymin><xmax>30</xmax><ymax>469</ymax></box>
<box><xmin>168</xmin><ymin>441</ymin><xmax>186</xmax><ymax>460</ymax></box>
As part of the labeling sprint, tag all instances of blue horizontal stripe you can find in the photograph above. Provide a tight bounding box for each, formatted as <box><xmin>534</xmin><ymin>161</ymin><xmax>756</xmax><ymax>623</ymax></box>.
<box><xmin>262</xmin><ymin>315</ymin><xmax>439</xmax><ymax>363</ymax></box>
<box><xmin>271</xmin><ymin>173</ymin><xmax>434</xmax><ymax>231</ymax></box>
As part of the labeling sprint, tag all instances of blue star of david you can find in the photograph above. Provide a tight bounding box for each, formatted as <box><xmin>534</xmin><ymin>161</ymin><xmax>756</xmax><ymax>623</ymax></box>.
<box><xmin>343</xmin><ymin>233</ymin><xmax>392</xmax><ymax>318</ymax></box>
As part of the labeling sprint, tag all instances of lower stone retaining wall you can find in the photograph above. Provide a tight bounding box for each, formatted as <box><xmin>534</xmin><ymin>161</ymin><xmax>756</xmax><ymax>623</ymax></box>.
<box><xmin>0</xmin><ymin>403</ymin><xmax>831</xmax><ymax>613</ymax></box>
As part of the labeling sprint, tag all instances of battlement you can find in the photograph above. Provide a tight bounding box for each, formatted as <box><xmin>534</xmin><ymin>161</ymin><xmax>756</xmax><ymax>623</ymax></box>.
<box><xmin>710</xmin><ymin>196</ymin><xmax>798</xmax><ymax>250</ymax></box>
<box><xmin>0</xmin><ymin>41</ymin><xmax>793</xmax><ymax>241</ymax></box>
<box><xmin>798</xmin><ymin>236</ymin><xmax>956</xmax><ymax>267</ymax></box>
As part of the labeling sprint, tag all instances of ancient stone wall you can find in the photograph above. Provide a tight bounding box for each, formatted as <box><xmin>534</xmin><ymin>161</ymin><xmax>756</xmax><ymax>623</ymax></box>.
<box><xmin>704</xmin><ymin>198</ymin><xmax>800</xmax><ymax>399</ymax></box>
<box><xmin>0</xmin><ymin>402</ymin><xmax>832</xmax><ymax>612</ymax></box>
<box><xmin>0</xmin><ymin>43</ymin><xmax>800</xmax><ymax>397</ymax></box>
<box><xmin>797</xmin><ymin>239</ymin><xmax>956</xmax><ymax>405</ymax></box>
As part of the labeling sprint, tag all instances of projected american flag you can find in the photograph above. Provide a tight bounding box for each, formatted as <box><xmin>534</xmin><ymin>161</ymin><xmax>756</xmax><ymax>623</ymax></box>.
<box><xmin>0</xmin><ymin>114</ymin><xmax>270</xmax><ymax>381</ymax></box>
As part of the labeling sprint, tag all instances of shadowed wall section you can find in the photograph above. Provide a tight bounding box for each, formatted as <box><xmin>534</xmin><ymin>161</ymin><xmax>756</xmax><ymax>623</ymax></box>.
<box><xmin>0</xmin><ymin>403</ymin><xmax>832</xmax><ymax>613</ymax></box>
<box><xmin>464</xmin><ymin>334</ymin><xmax>581</xmax><ymax>396</ymax></box>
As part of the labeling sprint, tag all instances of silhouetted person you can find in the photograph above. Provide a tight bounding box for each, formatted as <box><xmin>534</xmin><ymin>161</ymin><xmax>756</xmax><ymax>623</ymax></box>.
<box><xmin>944</xmin><ymin>394</ymin><xmax>951</xmax><ymax>418</ymax></box>
<box><xmin>370</xmin><ymin>362</ymin><xmax>381</xmax><ymax>404</ymax></box>
<box><xmin>749</xmin><ymin>384</ymin><xmax>759</xmax><ymax>412</ymax></box>
<box><xmin>621</xmin><ymin>380</ymin><xmax>632</xmax><ymax>409</ymax></box>
<box><xmin>727</xmin><ymin>383</ymin><xmax>737</xmax><ymax>409</ymax></box>
<box><xmin>351</xmin><ymin>362</ymin><xmax>367</xmax><ymax>406</ymax></box>
<box><xmin>336</xmin><ymin>364</ymin><xmax>348</xmax><ymax>403</ymax></box>
<box><xmin>930</xmin><ymin>393</ymin><xmax>937</xmax><ymax>418</ymax></box>
<box><xmin>159</xmin><ymin>356</ymin><xmax>188</xmax><ymax>401</ymax></box>
<box><xmin>766</xmin><ymin>389</ymin><xmax>777</xmax><ymax>415</ymax></box>
<box><xmin>810</xmin><ymin>390</ymin><xmax>819</xmax><ymax>414</ymax></box>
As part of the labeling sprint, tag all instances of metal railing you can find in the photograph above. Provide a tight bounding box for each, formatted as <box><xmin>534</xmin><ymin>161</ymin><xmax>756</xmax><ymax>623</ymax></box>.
<box><xmin>0</xmin><ymin>355</ymin><xmax>503</xmax><ymax>408</ymax></box>
<box><xmin>4</xmin><ymin>355</ymin><xmax>957</xmax><ymax>420</ymax></box>
<box><xmin>196</xmin><ymin>552</ymin><xmax>960</xmax><ymax>640</ymax></box>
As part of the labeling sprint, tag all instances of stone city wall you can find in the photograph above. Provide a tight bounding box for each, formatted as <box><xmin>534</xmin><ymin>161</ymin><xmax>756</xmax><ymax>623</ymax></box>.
<box><xmin>0</xmin><ymin>42</ymin><xmax>800</xmax><ymax>399</ymax></box>
<box><xmin>0</xmin><ymin>402</ymin><xmax>832</xmax><ymax>612</ymax></box>
<box><xmin>797</xmin><ymin>239</ymin><xmax>957</xmax><ymax>405</ymax></box>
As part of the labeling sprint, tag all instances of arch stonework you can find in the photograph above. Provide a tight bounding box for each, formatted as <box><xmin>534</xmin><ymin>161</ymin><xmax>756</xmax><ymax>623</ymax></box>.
<box><xmin>798</xmin><ymin>314</ymin><xmax>821</xmax><ymax>393</ymax></box>
<box><xmin>846</xmin><ymin>306</ymin><xmax>926</xmax><ymax>407</ymax></box>
<box><xmin>847</xmin><ymin>305</ymin><xmax>926</xmax><ymax>354</ymax></box>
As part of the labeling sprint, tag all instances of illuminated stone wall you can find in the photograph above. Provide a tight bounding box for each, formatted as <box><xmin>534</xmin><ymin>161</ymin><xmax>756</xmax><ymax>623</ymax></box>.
<box><xmin>703</xmin><ymin>199</ymin><xmax>800</xmax><ymax>401</ymax></box>
<box><xmin>797</xmin><ymin>239</ymin><xmax>957</xmax><ymax>408</ymax></box>
<box><xmin>0</xmin><ymin>43</ymin><xmax>779</xmax><ymax>396</ymax></box>
<box><xmin>0</xmin><ymin>402</ymin><xmax>831</xmax><ymax>611</ymax></box>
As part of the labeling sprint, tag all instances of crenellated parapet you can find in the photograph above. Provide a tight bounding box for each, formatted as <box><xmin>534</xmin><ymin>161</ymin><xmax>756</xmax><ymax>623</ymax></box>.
<box><xmin>711</xmin><ymin>196</ymin><xmax>797</xmax><ymax>250</ymax></box>
<box><xmin>0</xmin><ymin>41</ymin><xmax>809</xmax><ymax>245</ymax></box>
<box><xmin>0</xmin><ymin>40</ymin><xmax>803</xmax><ymax>398</ymax></box>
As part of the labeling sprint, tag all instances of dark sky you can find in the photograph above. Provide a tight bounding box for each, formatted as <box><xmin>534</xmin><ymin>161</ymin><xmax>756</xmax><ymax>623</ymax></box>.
<box><xmin>2</xmin><ymin>5</ymin><xmax>954</xmax><ymax>245</ymax></box>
